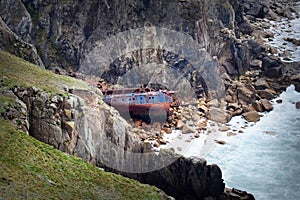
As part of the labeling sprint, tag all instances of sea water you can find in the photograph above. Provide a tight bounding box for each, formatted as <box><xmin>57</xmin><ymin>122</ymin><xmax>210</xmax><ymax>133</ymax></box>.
<box><xmin>206</xmin><ymin>85</ymin><xmax>300</xmax><ymax>200</ymax></box>
<box><xmin>266</xmin><ymin>17</ymin><xmax>300</xmax><ymax>62</ymax></box>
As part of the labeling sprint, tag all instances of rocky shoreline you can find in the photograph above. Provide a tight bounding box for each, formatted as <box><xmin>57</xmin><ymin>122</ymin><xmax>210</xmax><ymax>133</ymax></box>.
<box><xmin>1</xmin><ymin>0</ymin><xmax>300</xmax><ymax>199</ymax></box>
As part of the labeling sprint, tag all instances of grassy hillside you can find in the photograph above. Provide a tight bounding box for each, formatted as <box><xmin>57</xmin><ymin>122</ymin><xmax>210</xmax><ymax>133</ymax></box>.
<box><xmin>0</xmin><ymin>50</ymin><xmax>166</xmax><ymax>199</ymax></box>
<box><xmin>0</xmin><ymin>119</ymin><xmax>164</xmax><ymax>199</ymax></box>
<box><xmin>0</xmin><ymin>50</ymin><xmax>89</xmax><ymax>94</ymax></box>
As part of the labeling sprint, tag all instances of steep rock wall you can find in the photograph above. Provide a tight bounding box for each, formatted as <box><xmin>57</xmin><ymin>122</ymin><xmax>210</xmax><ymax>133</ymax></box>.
<box><xmin>2</xmin><ymin>86</ymin><xmax>225</xmax><ymax>199</ymax></box>
<box><xmin>0</xmin><ymin>17</ymin><xmax>44</xmax><ymax>67</ymax></box>
<box><xmin>0</xmin><ymin>0</ymin><xmax>248</xmax><ymax>79</ymax></box>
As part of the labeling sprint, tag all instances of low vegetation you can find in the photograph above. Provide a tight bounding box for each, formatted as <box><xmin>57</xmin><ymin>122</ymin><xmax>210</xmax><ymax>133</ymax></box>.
<box><xmin>0</xmin><ymin>50</ymin><xmax>89</xmax><ymax>94</ymax></box>
<box><xmin>0</xmin><ymin>119</ymin><xmax>164</xmax><ymax>199</ymax></box>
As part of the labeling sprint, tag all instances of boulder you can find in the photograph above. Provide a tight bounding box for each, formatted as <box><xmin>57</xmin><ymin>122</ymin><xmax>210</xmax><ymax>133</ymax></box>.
<box><xmin>296</xmin><ymin>101</ymin><xmax>300</xmax><ymax>109</ymax></box>
<box><xmin>163</xmin><ymin>127</ymin><xmax>172</xmax><ymax>134</ymax></box>
<box><xmin>220</xmin><ymin>188</ymin><xmax>255</xmax><ymax>200</ymax></box>
<box><xmin>208</xmin><ymin>99</ymin><xmax>220</xmax><ymax>108</ymax></box>
<box><xmin>276</xmin><ymin>99</ymin><xmax>283</xmax><ymax>104</ymax></box>
<box><xmin>264</xmin><ymin>66</ymin><xmax>283</xmax><ymax>78</ymax></box>
<box><xmin>269</xmin><ymin>47</ymin><xmax>278</xmax><ymax>54</ymax></box>
<box><xmin>228</xmin><ymin>103</ymin><xmax>241</xmax><ymax>111</ymax></box>
<box><xmin>248</xmin><ymin>40</ymin><xmax>266</xmax><ymax>56</ymax></box>
<box><xmin>198</xmin><ymin>104</ymin><xmax>209</xmax><ymax>113</ymax></box>
<box><xmin>249</xmin><ymin>59</ymin><xmax>262</xmax><ymax>69</ymax></box>
<box><xmin>158</xmin><ymin>139</ymin><xmax>167</xmax><ymax>145</ymax></box>
<box><xmin>153</xmin><ymin>142</ymin><xmax>160</xmax><ymax>148</ymax></box>
<box><xmin>284</xmin><ymin>37</ymin><xmax>300</xmax><ymax>46</ymax></box>
<box><xmin>152</xmin><ymin>122</ymin><xmax>161</xmax><ymax>131</ymax></box>
<box><xmin>254</xmin><ymin>78</ymin><xmax>269</xmax><ymax>90</ymax></box>
<box><xmin>239</xmin><ymin>22</ymin><xmax>253</xmax><ymax>35</ymax></box>
<box><xmin>225</xmin><ymin>95</ymin><xmax>234</xmax><ymax>103</ymax></box>
<box><xmin>219</xmin><ymin>126</ymin><xmax>230</xmax><ymax>132</ymax></box>
<box><xmin>215</xmin><ymin>140</ymin><xmax>226</xmax><ymax>145</ymax></box>
<box><xmin>192</xmin><ymin>114</ymin><xmax>201</xmax><ymax>122</ymax></box>
<box><xmin>251</xmin><ymin>101</ymin><xmax>264</xmax><ymax>112</ymax></box>
<box><xmin>182</xmin><ymin>124</ymin><xmax>195</xmax><ymax>134</ymax></box>
<box><xmin>260</xmin><ymin>99</ymin><xmax>273</xmax><ymax>111</ymax></box>
<box><xmin>242</xmin><ymin>111</ymin><xmax>260</xmax><ymax>122</ymax></box>
<box><xmin>141</xmin><ymin>150</ymin><xmax>225</xmax><ymax>199</ymax></box>
<box><xmin>262</xmin><ymin>56</ymin><xmax>280</xmax><ymax>69</ymax></box>
<box><xmin>237</xmin><ymin>84</ymin><xmax>256</xmax><ymax>105</ymax></box>
<box><xmin>139</xmin><ymin>133</ymin><xmax>149</xmax><ymax>141</ymax></box>
<box><xmin>176</xmin><ymin>120</ymin><xmax>185</xmax><ymax>130</ymax></box>
<box><xmin>231</xmin><ymin>108</ymin><xmax>243</xmax><ymax>117</ymax></box>
<box><xmin>258</xmin><ymin>89</ymin><xmax>275</xmax><ymax>100</ymax></box>
<box><xmin>143</xmin><ymin>141</ymin><xmax>152</xmax><ymax>153</ymax></box>
<box><xmin>197</xmin><ymin>120</ymin><xmax>208</xmax><ymax>129</ymax></box>
<box><xmin>247</xmin><ymin>2</ymin><xmax>265</xmax><ymax>18</ymax></box>
<box><xmin>207</xmin><ymin>107</ymin><xmax>232</xmax><ymax>124</ymax></box>
<box><xmin>227</xmin><ymin>132</ymin><xmax>237</xmax><ymax>137</ymax></box>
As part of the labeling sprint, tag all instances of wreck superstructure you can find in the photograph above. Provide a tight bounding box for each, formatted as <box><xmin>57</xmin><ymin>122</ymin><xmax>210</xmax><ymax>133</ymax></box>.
<box><xmin>102</xmin><ymin>87</ymin><xmax>179</xmax><ymax>120</ymax></box>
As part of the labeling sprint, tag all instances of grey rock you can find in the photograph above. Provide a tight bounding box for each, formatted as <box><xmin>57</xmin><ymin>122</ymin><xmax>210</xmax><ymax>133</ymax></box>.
<box><xmin>237</xmin><ymin>84</ymin><xmax>256</xmax><ymax>105</ymax></box>
<box><xmin>251</xmin><ymin>101</ymin><xmax>264</xmax><ymax>112</ymax></box>
<box><xmin>295</xmin><ymin>101</ymin><xmax>300</xmax><ymax>109</ymax></box>
<box><xmin>242</xmin><ymin>111</ymin><xmax>260</xmax><ymax>122</ymax></box>
<box><xmin>258</xmin><ymin>89</ymin><xmax>275</xmax><ymax>100</ymax></box>
<box><xmin>254</xmin><ymin>78</ymin><xmax>269</xmax><ymax>90</ymax></box>
<box><xmin>260</xmin><ymin>99</ymin><xmax>273</xmax><ymax>111</ymax></box>
<box><xmin>0</xmin><ymin>0</ymin><xmax>33</xmax><ymax>42</ymax></box>
<box><xmin>246</xmin><ymin>2</ymin><xmax>265</xmax><ymax>18</ymax></box>
<box><xmin>182</xmin><ymin>124</ymin><xmax>195</xmax><ymax>134</ymax></box>
<box><xmin>139</xmin><ymin>152</ymin><xmax>224</xmax><ymax>199</ymax></box>
<box><xmin>262</xmin><ymin>56</ymin><xmax>280</xmax><ymax>69</ymax></box>
<box><xmin>0</xmin><ymin>17</ymin><xmax>44</xmax><ymax>67</ymax></box>
<box><xmin>264</xmin><ymin>66</ymin><xmax>283</xmax><ymax>78</ymax></box>
<box><xmin>208</xmin><ymin>107</ymin><xmax>232</xmax><ymax>124</ymax></box>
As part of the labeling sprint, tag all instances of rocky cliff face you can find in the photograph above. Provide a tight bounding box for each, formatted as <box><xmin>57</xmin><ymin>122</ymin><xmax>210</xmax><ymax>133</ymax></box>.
<box><xmin>0</xmin><ymin>0</ymin><xmax>248</xmax><ymax>95</ymax></box>
<box><xmin>9</xmin><ymin>86</ymin><xmax>141</xmax><ymax>164</ymax></box>
<box><xmin>0</xmin><ymin>17</ymin><xmax>43</xmax><ymax>66</ymax></box>
<box><xmin>1</xmin><ymin>84</ymin><xmax>225</xmax><ymax>199</ymax></box>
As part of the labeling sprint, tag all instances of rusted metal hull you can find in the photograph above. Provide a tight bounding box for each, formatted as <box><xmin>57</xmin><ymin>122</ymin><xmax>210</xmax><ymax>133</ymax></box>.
<box><xmin>111</xmin><ymin>102</ymin><xmax>171</xmax><ymax>116</ymax></box>
<box><xmin>103</xmin><ymin>88</ymin><xmax>175</xmax><ymax>120</ymax></box>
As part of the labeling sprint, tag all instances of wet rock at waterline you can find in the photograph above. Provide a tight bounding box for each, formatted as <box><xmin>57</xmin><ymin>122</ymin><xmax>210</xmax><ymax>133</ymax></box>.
<box><xmin>207</xmin><ymin>107</ymin><xmax>232</xmax><ymax>124</ymax></box>
<box><xmin>260</xmin><ymin>99</ymin><xmax>274</xmax><ymax>111</ymax></box>
<box><xmin>215</xmin><ymin>140</ymin><xmax>227</xmax><ymax>145</ymax></box>
<box><xmin>182</xmin><ymin>124</ymin><xmax>195</xmax><ymax>134</ymax></box>
<box><xmin>296</xmin><ymin>101</ymin><xmax>300</xmax><ymax>109</ymax></box>
<box><xmin>242</xmin><ymin>111</ymin><xmax>260</xmax><ymax>122</ymax></box>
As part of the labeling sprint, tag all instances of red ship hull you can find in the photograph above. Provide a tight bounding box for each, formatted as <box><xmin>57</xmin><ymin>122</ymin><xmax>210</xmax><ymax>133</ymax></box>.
<box><xmin>103</xmin><ymin>88</ymin><xmax>175</xmax><ymax>121</ymax></box>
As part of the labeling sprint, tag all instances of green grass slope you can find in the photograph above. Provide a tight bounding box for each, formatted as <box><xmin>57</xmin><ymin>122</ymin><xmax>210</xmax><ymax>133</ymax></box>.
<box><xmin>0</xmin><ymin>119</ymin><xmax>164</xmax><ymax>199</ymax></box>
<box><xmin>0</xmin><ymin>50</ymin><xmax>89</xmax><ymax>93</ymax></box>
<box><xmin>0</xmin><ymin>50</ymin><xmax>165</xmax><ymax>199</ymax></box>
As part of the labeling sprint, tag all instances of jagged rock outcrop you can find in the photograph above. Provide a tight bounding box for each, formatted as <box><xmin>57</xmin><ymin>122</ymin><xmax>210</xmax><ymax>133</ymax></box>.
<box><xmin>11</xmin><ymin>86</ymin><xmax>141</xmax><ymax>164</ymax></box>
<box><xmin>3</xmin><ymin>85</ymin><xmax>225</xmax><ymax>199</ymax></box>
<box><xmin>0</xmin><ymin>17</ymin><xmax>44</xmax><ymax>67</ymax></box>
<box><xmin>135</xmin><ymin>152</ymin><xmax>225</xmax><ymax>199</ymax></box>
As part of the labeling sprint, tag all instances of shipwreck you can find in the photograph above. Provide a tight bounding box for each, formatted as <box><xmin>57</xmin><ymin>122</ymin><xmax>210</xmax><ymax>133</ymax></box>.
<box><xmin>102</xmin><ymin>87</ymin><xmax>179</xmax><ymax>122</ymax></box>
